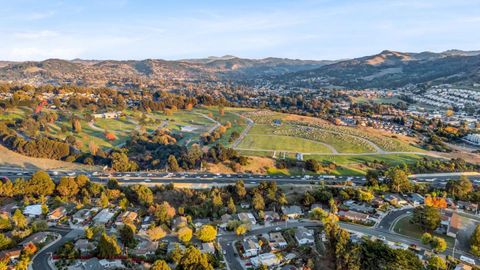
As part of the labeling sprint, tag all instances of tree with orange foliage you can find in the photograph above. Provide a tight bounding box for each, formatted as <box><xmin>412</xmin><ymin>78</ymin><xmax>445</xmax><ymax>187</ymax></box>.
<box><xmin>23</xmin><ymin>242</ymin><xmax>37</xmax><ymax>256</ymax></box>
<box><xmin>104</xmin><ymin>131</ymin><xmax>117</xmax><ymax>141</ymax></box>
<box><xmin>424</xmin><ymin>194</ymin><xmax>447</xmax><ymax>209</ymax></box>
<box><xmin>185</xmin><ymin>103</ymin><xmax>193</xmax><ymax>110</ymax></box>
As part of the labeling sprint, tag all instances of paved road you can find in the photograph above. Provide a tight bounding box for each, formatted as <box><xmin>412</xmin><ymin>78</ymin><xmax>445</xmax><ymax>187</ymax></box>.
<box><xmin>31</xmin><ymin>228</ymin><xmax>84</xmax><ymax>270</ymax></box>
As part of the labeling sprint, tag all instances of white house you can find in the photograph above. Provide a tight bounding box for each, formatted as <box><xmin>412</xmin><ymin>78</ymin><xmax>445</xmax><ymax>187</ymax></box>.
<box><xmin>23</xmin><ymin>204</ymin><xmax>42</xmax><ymax>217</ymax></box>
<box><xmin>295</xmin><ymin>227</ymin><xmax>315</xmax><ymax>245</ymax></box>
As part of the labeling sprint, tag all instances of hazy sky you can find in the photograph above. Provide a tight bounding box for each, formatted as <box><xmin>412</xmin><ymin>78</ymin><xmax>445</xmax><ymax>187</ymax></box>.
<box><xmin>1</xmin><ymin>0</ymin><xmax>480</xmax><ymax>61</ymax></box>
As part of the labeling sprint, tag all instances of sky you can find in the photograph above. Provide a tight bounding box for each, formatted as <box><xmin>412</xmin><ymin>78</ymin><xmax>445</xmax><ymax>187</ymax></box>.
<box><xmin>1</xmin><ymin>0</ymin><xmax>480</xmax><ymax>61</ymax></box>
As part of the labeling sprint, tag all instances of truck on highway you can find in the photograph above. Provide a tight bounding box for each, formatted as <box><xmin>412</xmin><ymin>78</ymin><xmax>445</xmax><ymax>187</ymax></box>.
<box><xmin>460</xmin><ymin>256</ymin><xmax>476</xmax><ymax>265</ymax></box>
<box><xmin>322</xmin><ymin>175</ymin><xmax>336</xmax><ymax>180</ymax></box>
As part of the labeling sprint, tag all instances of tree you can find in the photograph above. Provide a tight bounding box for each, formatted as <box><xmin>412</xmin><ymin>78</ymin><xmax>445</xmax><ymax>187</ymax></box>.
<box><xmin>28</xmin><ymin>170</ymin><xmax>55</xmax><ymax>197</ymax></box>
<box><xmin>75</xmin><ymin>174</ymin><xmax>89</xmax><ymax>188</ymax></box>
<box><xmin>421</xmin><ymin>232</ymin><xmax>432</xmax><ymax>244</ymax></box>
<box><xmin>72</xmin><ymin>118</ymin><xmax>82</xmax><ymax>133</ymax></box>
<box><xmin>56</xmin><ymin>177</ymin><xmax>79</xmax><ymax>198</ymax></box>
<box><xmin>147</xmin><ymin>226</ymin><xmax>167</xmax><ymax>241</ymax></box>
<box><xmin>427</xmin><ymin>255</ymin><xmax>446</xmax><ymax>270</ymax></box>
<box><xmin>446</xmin><ymin>176</ymin><xmax>473</xmax><ymax>199</ymax></box>
<box><xmin>0</xmin><ymin>234</ymin><xmax>12</xmax><ymax>250</ymax></box>
<box><xmin>85</xmin><ymin>227</ymin><xmax>94</xmax><ymax>240</ymax></box>
<box><xmin>412</xmin><ymin>206</ymin><xmax>441</xmax><ymax>231</ymax></box>
<box><xmin>0</xmin><ymin>217</ymin><xmax>11</xmax><ymax>230</ymax></box>
<box><xmin>12</xmin><ymin>209</ymin><xmax>27</xmax><ymax>229</ymax></box>
<box><xmin>365</xmin><ymin>170</ymin><xmax>379</xmax><ymax>187</ymax></box>
<box><xmin>178</xmin><ymin>227</ymin><xmax>193</xmax><ymax>243</ymax></box>
<box><xmin>88</xmin><ymin>141</ymin><xmax>99</xmax><ymax>155</ymax></box>
<box><xmin>150</xmin><ymin>201</ymin><xmax>176</xmax><ymax>223</ymax></box>
<box><xmin>197</xmin><ymin>225</ymin><xmax>217</xmax><ymax>242</ymax></box>
<box><xmin>129</xmin><ymin>184</ymin><xmax>153</xmax><ymax>206</ymax></box>
<box><xmin>177</xmin><ymin>246</ymin><xmax>213</xmax><ymax>270</ymax></box>
<box><xmin>227</xmin><ymin>197</ymin><xmax>236</xmax><ymax>214</ymax></box>
<box><xmin>236</xmin><ymin>224</ymin><xmax>249</xmax><ymax>235</ymax></box>
<box><xmin>357</xmin><ymin>189</ymin><xmax>374</xmax><ymax>202</ymax></box>
<box><xmin>471</xmin><ymin>224</ymin><xmax>480</xmax><ymax>256</ymax></box>
<box><xmin>120</xmin><ymin>224</ymin><xmax>136</xmax><ymax>249</ymax></box>
<box><xmin>168</xmin><ymin>155</ymin><xmax>180</xmax><ymax>172</ymax></box>
<box><xmin>305</xmin><ymin>159</ymin><xmax>320</xmax><ymax>172</ymax></box>
<box><xmin>385</xmin><ymin>168</ymin><xmax>411</xmax><ymax>193</ymax></box>
<box><xmin>431</xmin><ymin>237</ymin><xmax>447</xmax><ymax>252</ymax></box>
<box><xmin>252</xmin><ymin>192</ymin><xmax>265</xmax><ymax>210</ymax></box>
<box><xmin>309</xmin><ymin>207</ymin><xmax>328</xmax><ymax>221</ymax></box>
<box><xmin>97</xmin><ymin>233</ymin><xmax>121</xmax><ymax>259</ymax></box>
<box><xmin>235</xmin><ymin>180</ymin><xmax>246</xmax><ymax>198</ymax></box>
<box><xmin>151</xmin><ymin>260</ymin><xmax>171</xmax><ymax>270</ymax></box>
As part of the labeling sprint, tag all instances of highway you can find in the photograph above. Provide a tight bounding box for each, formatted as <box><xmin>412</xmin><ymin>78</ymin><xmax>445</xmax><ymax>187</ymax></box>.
<box><xmin>1</xmin><ymin>166</ymin><xmax>479</xmax><ymax>188</ymax></box>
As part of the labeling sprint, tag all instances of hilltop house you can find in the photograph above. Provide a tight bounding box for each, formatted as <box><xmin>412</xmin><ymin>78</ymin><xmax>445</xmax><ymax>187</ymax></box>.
<box><xmin>281</xmin><ymin>206</ymin><xmax>303</xmax><ymax>219</ymax></box>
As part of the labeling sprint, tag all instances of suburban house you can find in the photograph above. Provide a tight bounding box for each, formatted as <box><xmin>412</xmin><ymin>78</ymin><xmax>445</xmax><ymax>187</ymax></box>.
<box><xmin>93</xmin><ymin>208</ymin><xmax>116</xmax><ymax>225</ymax></box>
<box><xmin>193</xmin><ymin>218</ymin><xmax>211</xmax><ymax>229</ymax></box>
<box><xmin>438</xmin><ymin>211</ymin><xmax>462</xmax><ymax>238</ymax></box>
<box><xmin>172</xmin><ymin>216</ymin><xmax>188</xmax><ymax>230</ymax></box>
<box><xmin>263</xmin><ymin>211</ymin><xmax>280</xmax><ymax>222</ymax></box>
<box><xmin>242</xmin><ymin>237</ymin><xmax>261</xmax><ymax>257</ymax></box>
<box><xmin>23</xmin><ymin>204</ymin><xmax>42</xmax><ymax>218</ymax></box>
<box><xmin>19</xmin><ymin>232</ymin><xmax>50</xmax><ymax>247</ymax></box>
<box><xmin>0</xmin><ymin>248</ymin><xmax>22</xmax><ymax>263</ymax></box>
<box><xmin>72</xmin><ymin>208</ymin><xmax>95</xmax><ymax>224</ymax></box>
<box><xmin>281</xmin><ymin>206</ymin><xmax>303</xmax><ymax>219</ymax></box>
<box><xmin>251</xmin><ymin>252</ymin><xmax>281</xmax><ymax>268</ymax></box>
<box><xmin>294</xmin><ymin>227</ymin><xmax>315</xmax><ymax>245</ymax></box>
<box><xmin>74</xmin><ymin>239</ymin><xmax>95</xmax><ymax>255</ymax></box>
<box><xmin>409</xmin><ymin>194</ymin><xmax>424</xmax><ymax>206</ymax></box>
<box><xmin>130</xmin><ymin>237</ymin><xmax>158</xmax><ymax>257</ymax></box>
<box><xmin>269</xmin><ymin>232</ymin><xmax>288</xmax><ymax>250</ymax></box>
<box><xmin>114</xmin><ymin>211</ymin><xmax>138</xmax><ymax>227</ymax></box>
<box><xmin>238</xmin><ymin>212</ymin><xmax>257</xmax><ymax>226</ymax></box>
<box><xmin>338</xmin><ymin>210</ymin><xmax>370</xmax><ymax>223</ymax></box>
<box><xmin>48</xmin><ymin>206</ymin><xmax>67</xmax><ymax>221</ymax></box>
<box><xmin>201</xmin><ymin>242</ymin><xmax>216</xmax><ymax>254</ymax></box>
<box><xmin>457</xmin><ymin>201</ymin><xmax>478</xmax><ymax>213</ymax></box>
<box><xmin>384</xmin><ymin>194</ymin><xmax>408</xmax><ymax>206</ymax></box>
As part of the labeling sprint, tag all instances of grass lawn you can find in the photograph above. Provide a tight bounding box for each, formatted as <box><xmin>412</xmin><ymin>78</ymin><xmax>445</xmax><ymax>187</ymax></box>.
<box><xmin>393</xmin><ymin>215</ymin><xmax>455</xmax><ymax>248</ymax></box>
<box><xmin>237</xmin><ymin>134</ymin><xmax>333</xmax><ymax>153</ymax></box>
<box><xmin>0</xmin><ymin>107</ymin><xmax>31</xmax><ymax>121</ymax></box>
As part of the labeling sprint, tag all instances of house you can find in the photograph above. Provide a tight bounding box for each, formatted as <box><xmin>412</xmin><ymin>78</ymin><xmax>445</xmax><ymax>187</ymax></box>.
<box><xmin>384</xmin><ymin>194</ymin><xmax>408</xmax><ymax>206</ymax></box>
<box><xmin>167</xmin><ymin>242</ymin><xmax>186</xmax><ymax>254</ymax></box>
<box><xmin>371</xmin><ymin>197</ymin><xmax>385</xmax><ymax>208</ymax></box>
<box><xmin>219</xmin><ymin>214</ymin><xmax>233</xmax><ymax>229</ymax></box>
<box><xmin>338</xmin><ymin>210</ymin><xmax>370</xmax><ymax>222</ymax></box>
<box><xmin>0</xmin><ymin>248</ymin><xmax>22</xmax><ymax>263</ymax></box>
<box><xmin>23</xmin><ymin>204</ymin><xmax>42</xmax><ymax>217</ymax></box>
<box><xmin>238</xmin><ymin>212</ymin><xmax>257</xmax><ymax>226</ymax></box>
<box><xmin>263</xmin><ymin>211</ymin><xmax>280</xmax><ymax>222</ymax></box>
<box><xmin>92</xmin><ymin>112</ymin><xmax>120</xmax><ymax>119</ymax></box>
<box><xmin>172</xmin><ymin>216</ymin><xmax>188</xmax><ymax>230</ymax></box>
<box><xmin>93</xmin><ymin>209</ymin><xmax>115</xmax><ymax>225</ymax></box>
<box><xmin>438</xmin><ymin>211</ymin><xmax>462</xmax><ymax>238</ymax></box>
<box><xmin>348</xmin><ymin>203</ymin><xmax>375</xmax><ymax>214</ymax></box>
<box><xmin>242</xmin><ymin>237</ymin><xmax>260</xmax><ymax>257</ymax></box>
<box><xmin>201</xmin><ymin>242</ymin><xmax>216</xmax><ymax>254</ymax></box>
<box><xmin>281</xmin><ymin>205</ymin><xmax>303</xmax><ymax>219</ymax></box>
<box><xmin>193</xmin><ymin>218</ymin><xmax>211</xmax><ymax>229</ymax></box>
<box><xmin>457</xmin><ymin>201</ymin><xmax>478</xmax><ymax>212</ymax></box>
<box><xmin>294</xmin><ymin>227</ymin><xmax>315</xmax><ymax>245</ymax></box>
<box><xmin>269</xmin><ymin>232</ymin><xmax>288</xmax><ymax>250</ymax></box>
<box><xmin>240</xmin><ymin>202</ymin><xmax>251</xmax><ymax>209</ymax></box>
<box><xmin>455</xmin><ymin>263</ymin><xmax>473</xmax><ymax>270</ymax></box>
<box><xmin>48</xmin><ymin>206</ymin><xmax>66</xmax><ymax>221</ymax></box>
<box><xmin>141</xmin><ymin>215</ymin><xmax>154</xmax><ymax>229</ymax></box>
<box><xmin>0</xmin><ymin>203</ymin><xmax>17</xmax><ymax>217</ymax></box>
<box><xmin>131</xmin><ymin>237</ymin><xmax>158</xmax><ymax>257</ymax></box>
<box><xmin>114</xmin><ymin>211</ymin><xmax>138</xmax><ymax>227</ymax></box>
<box><xmin>73</xmin><ymin>208</ymin><xmax>95</xmax><ymax>224</ymax></box>
<box><xmin>250</xmin><ymin>252</ymin><xmax>281</xmax><ymax>267</ymax></box>
<box><xmin>75</xmin><ymin>239</ymin><xmax>95</xmax><ymax>255</ymax></box>
<box><xmin>409</xmin><ymin>194</ymin><xmax>424</xmax><ymax>206</ymax></box>
<box><xmin>19</xmin><ymin>232</ymin><xmax>50</xmax><ymax>247</ymax></box>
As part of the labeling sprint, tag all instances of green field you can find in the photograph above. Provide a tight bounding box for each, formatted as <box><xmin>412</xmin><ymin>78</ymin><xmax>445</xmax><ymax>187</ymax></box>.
<box><xmin>237</xmin><ymin>134</ymin><xmax>333</xmax><ymax>153</ymax></box>
<box><xmin>393</xmin><ymin>215</ymin><xmax>455</xmax><ymax>247</ymax></box>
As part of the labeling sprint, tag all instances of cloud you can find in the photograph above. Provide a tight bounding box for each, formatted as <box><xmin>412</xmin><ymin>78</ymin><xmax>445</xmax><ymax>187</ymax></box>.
<box><xmin>14</xmin><ymin>30</ymin><xmax>59</xmax><ymax>39</ymax></box>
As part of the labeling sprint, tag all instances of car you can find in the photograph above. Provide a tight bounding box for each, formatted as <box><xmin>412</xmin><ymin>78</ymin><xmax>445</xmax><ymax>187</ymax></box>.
<box><xmin>223</xmin><ymin>250</ymin><xmax>226</xmax><ymax>255</ymax></box>
<box><xmin>275</xmin><ymin>227</ymin><xmax>281</xmax><ymax>231</ymax></box>
<box><xmin>145</xmin><ymin>179</ymin><xmax>151</xmax><ymax>182</ymax></box>
<box><xmin>16</xmin><ymin>172</ymin><xmax>23</xmax><ymax>176</ymax></box>
<box><xmin>378</xmin><ymin>236</ymin><xmax>386</xmax><ymax>241</ymax></box>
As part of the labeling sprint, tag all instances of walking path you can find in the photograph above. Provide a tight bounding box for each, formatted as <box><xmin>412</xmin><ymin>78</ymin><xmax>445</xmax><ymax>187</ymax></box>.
<box><xmin>230</xmin><ymin>112</ymin><xmax>254</xmax><ymax>148</ymax></box>
<box><xmin>194</xmin><ymin>112</ymin><xmax>220</xmax><ymax>133</ymax></box>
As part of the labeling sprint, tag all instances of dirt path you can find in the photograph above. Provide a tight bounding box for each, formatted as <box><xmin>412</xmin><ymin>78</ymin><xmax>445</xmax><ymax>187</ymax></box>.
<box><xmin>230</xmin><ymin>112</ymin><xmax>254</xmax><ymax>148</ymax></box>
<box><xmin>87</xmin><ymin>121</ymin><xmax>104</xmax><ymax>132</ymax></box>
<box><xmin>194</xmin><ymin>112</ymin><xmax>220</xmax><ymax>133</ymax></box>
